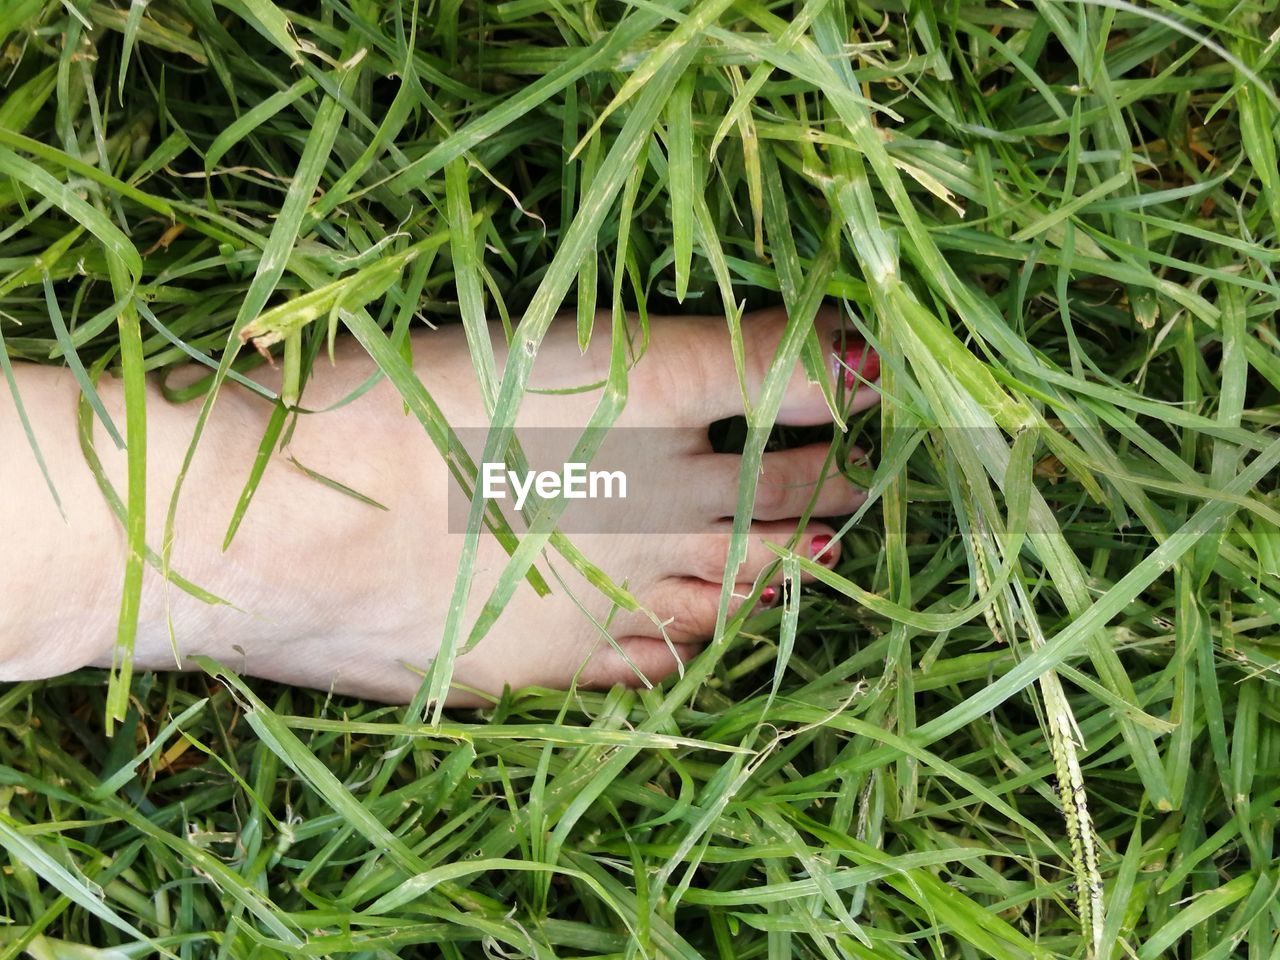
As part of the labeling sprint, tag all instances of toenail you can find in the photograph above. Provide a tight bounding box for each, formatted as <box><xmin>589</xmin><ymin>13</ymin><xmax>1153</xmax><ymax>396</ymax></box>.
<box><xmin>761</xmin><ymin>585</ymin><xmax>779</xmax><ymax>605</ymax></box>
<box><xmin>832</xmin><ymin>336</ymin><xmax>880</xmax><ymax>389</ymax></box>
<box><xmin>809</xmin><ymin>534</ymin><xmax>835</xmax><ymax>563</ymax></box>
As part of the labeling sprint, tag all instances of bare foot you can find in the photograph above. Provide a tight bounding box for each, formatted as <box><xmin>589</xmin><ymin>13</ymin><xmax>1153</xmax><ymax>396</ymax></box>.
<box><xmin>0</xmin><ymin>308</ymin><xmax>878</xmax><ymax>703</ymax></box>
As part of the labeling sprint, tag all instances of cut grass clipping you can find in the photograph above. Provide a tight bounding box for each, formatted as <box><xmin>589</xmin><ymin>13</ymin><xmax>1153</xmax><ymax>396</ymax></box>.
<box><xmin>1</xmin><ymin>0</ymin><xmax>1279</xmax><ymax>957</ymax></box>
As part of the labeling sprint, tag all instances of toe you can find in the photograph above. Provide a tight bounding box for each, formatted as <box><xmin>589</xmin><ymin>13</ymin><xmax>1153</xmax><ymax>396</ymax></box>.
<box><xmin>577</xmin><ymin>635</ymin><xmax>700</xmax><ymax>690</ymax></box>
<box><xmin>641</xmin><ymin>305</ymin><xmax>880</xmax><ymax>427</ymax></box>
<box><xmin>679</xmin><ymin>521</ymin><xmax>843</xmax><ymax>584</ymax></box>
<box><xmin>624</xmin><ymin>577</ymin><xmax>772</xmax><ymax>644</ymax></box>
<box><xmin>832</xmin><ymin>325</ymin><xmax>881</xmax><ymax>399</ymax></box>
<box><xmin>696</xmin><ymin>444</ymin><xmax>866</xmax><ymax>522</ymax></box>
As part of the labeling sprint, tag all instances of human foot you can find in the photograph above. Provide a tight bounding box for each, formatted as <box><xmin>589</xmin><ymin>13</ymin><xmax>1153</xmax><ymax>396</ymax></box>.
<box><xmin>0</xmin><ymin>308</ymin><xmax>879</xmax><ymax>704</ymax></box>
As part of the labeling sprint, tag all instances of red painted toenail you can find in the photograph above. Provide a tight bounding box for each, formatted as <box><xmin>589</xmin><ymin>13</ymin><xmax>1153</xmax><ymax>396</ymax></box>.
<box><xmin>834</xmin><ymin>338</ymin><xmax>880</xmax><ymax>390</ymax></box>
<box><xmin>761</xmin><ymin>586</ymin><xmax>778</xmax><ymax>605</ymax></box>
<box><xmin>809</xmin><ymin>534</ymin><xmax>834</xmax><ymax>563</ymax></box>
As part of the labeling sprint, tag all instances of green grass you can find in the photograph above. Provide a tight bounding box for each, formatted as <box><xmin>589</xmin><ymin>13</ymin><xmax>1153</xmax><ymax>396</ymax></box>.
<box><xmin>2</xmin><ymin>0</ymin><xmax>1280</xmax><ymax>956</ymax></box>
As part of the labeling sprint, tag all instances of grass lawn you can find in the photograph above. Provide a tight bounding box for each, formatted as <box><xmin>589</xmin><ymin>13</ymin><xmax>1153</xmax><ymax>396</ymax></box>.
<box><xmin>2</xmin><ymin>0</ymin><xmax>1280</xmax><ymax>956</ymax></box>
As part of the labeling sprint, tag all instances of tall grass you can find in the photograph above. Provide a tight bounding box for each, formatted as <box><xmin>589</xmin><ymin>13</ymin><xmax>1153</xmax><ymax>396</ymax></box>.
<box><xmin>1</xmin><ymin>0</ymin><xmax>1279</xmax><ymax>955</ymax></box>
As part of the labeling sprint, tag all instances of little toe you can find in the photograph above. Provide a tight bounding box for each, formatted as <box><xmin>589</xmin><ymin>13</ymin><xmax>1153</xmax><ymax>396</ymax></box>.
<box><xmin>622</xmin><ymin>576</ymin><xmax>772</xmax><ymax>645</ymax></box>
<box><xmin>577</xmin><ymin>635</ymin><xmax>701</xmax><ymax>690</ymax></box>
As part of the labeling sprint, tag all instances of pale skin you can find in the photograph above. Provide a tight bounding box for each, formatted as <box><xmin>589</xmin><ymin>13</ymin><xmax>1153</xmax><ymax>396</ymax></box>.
<box><xmin>0</xmin><ymin>307</ymin><xmax>879</xmax><ymax>704</ymax></box>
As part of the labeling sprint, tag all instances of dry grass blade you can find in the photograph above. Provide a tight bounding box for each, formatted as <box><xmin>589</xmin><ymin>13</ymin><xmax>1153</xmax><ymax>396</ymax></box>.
<box><xmin>0</xmin><ymin>0</ymin><xmax>1277</xmax><ymax>955</ymax></box>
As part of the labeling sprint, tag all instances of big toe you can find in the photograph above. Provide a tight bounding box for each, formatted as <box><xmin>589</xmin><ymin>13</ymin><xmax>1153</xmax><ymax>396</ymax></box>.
<box><xmin>642</xmin><ymin>305</ymin><xmax>880</xmax><ymax>427</ymax></box>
